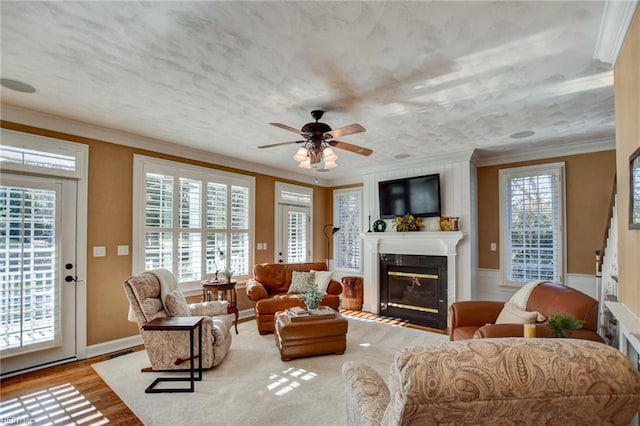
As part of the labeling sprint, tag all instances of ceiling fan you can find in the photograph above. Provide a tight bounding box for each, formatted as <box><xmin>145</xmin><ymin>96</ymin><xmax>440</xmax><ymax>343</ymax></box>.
<box><xmin>259</xmin><ymin>110</ymin><xmax>372</xmax><ymax>169</ymax></box>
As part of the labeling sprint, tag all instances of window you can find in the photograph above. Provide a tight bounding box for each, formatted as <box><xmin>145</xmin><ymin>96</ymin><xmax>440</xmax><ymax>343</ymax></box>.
<box><xmin>499</xmin><ymin>163</ymin><xmax>565</xmax><ymax>286</ymax></box>
<box><xmin>334</xmin><ymin>188</ymin><xmax>362</xmax><ymax>271</ymax></box>
<box><xmin>133</xmin><ymin>156</ymin><xmax>254</xmax><ymax>288</ymax></box>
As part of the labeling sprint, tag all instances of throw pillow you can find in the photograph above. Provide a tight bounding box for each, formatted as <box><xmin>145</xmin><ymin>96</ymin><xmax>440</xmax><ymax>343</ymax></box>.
<box><xmin>164</xmin><ymin>288</ymin><xmax>191</xmax><ymax>317</ymax></box>
<box><xmin>288</xmin><ymin>271</ymin><xmax>315</xmax><ymax>293</ymax></box>
<box><xmin>311</xmin><ymin>270</ymin><xmax>333</xmax><ymax>293</ymax></box>
<box><xmin>495</xmin><ymin>302</ymin><xmax>540</xmax><ymax>324</ymax></box>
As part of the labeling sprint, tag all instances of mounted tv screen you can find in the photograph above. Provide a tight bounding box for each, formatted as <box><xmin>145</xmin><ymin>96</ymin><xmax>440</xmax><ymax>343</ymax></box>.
<box><xmin>378</xmin><ymin>174</ymin><xmax>441</xmax><ymax>219</ymax></box>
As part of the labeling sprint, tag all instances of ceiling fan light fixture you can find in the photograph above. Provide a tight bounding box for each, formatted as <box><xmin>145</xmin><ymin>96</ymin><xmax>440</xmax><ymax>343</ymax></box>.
<box><xmin>293</xmin><ymin>147</ymin><xmax>308</xmax><ymax>162</ymax></box>
<box><xmin>323</xmin><ymin>159</ymin><xmax>337</xmax><ymax>169</ymax></box>
<box><xmin>322</xmin><ymin>147</ymin><xmax>337</xmax><ymax>162</ymax></box>
<box><xmin>298</xmin><ymin>157</ymin><xmax>311</xmax><ymax>169</ymax></box>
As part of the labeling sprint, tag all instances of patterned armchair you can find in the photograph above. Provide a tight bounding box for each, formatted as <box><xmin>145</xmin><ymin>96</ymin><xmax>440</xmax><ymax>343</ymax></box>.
<box><xmin>124</xmin><ymin>270</ymin><xmax>233</xmax><ymax>370</ymax></box>
<box><xmin>342</xmin><ymin>338</ymin><xmax>640</xmax><ymax>425</ymax></box>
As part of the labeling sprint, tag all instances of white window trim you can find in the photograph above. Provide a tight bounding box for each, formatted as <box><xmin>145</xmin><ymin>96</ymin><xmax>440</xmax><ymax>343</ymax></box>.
<box><xmin>499</xmin><ymin>162</ymin><xmax>566</xmax><ymax>287</ymax></box>
<box><xmin>0</xmin><ymin>129</ymin><xmax>88</xmax><ymax>179</ymax></box>
<box><xmin>0</xmin><ymin>129</ymin><xmax>89</xmax><ymax>359</ymax></box>
<box><xmin>133</xmin><ymin>155</ymin><xmax>255</xmax><ymax>294</ymax></box>
<box><xmin>274</xmin><ymin>182</ymin><xmax>313</xmax><ymax>263</ymax></box>
<box><xmin>333</xmin><ymin>187</ymin><xmax>363</xmax><ymax>273</ymax></box>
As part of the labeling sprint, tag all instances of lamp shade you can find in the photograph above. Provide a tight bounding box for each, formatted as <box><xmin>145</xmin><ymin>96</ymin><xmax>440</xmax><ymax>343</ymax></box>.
<box><xmin>293</xmin><ymin>147</ymin><xmax>308</xmax><ymax>162</ymax></box>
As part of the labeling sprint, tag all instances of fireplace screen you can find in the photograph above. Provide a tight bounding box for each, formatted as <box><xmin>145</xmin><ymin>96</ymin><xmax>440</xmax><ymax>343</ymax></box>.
<box><xmin>387</xmin><ymin>271</ymin><xmax>439</xmax><ymax>313</ymax></box>
<box><xmin>380</xmin><ymin>254</ymin><xmax>447</xmax><ymax>329</ymax></box>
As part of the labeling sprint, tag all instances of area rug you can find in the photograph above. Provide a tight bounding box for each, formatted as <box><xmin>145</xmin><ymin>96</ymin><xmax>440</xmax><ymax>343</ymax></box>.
<box><xmin>92</xmin><ymin>315</ymin><xmax>448</xmax><ymax>426</ymax></box>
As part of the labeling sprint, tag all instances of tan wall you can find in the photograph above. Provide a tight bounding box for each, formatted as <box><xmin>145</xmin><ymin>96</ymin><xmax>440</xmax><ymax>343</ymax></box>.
<box><xmin>1</xmin><ymin>121</ymin><xmax>330</xmax><ymax>345</ymax></box>
<box><xmin>614</xmin><ymin>10</ymin><xmax>640</xmax><ymax>316</ymax></box>
<box><xmin>477</xmin><ymin>151</ymin><xmax>617</xmax><ymax>275</ymax></box>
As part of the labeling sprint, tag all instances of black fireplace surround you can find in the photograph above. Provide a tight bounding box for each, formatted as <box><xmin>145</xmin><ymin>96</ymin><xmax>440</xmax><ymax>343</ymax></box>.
<box><xmin>379</xmin><ymin>253</ymin><xmax>447</xmax><ymax>330</ymax></box>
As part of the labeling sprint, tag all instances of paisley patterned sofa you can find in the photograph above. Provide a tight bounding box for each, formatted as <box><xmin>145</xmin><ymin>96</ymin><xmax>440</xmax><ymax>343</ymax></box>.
<box><xmin>342</xmin><ymin>338</ymin><xmax>640</xmax><ymax>425</ymax></box>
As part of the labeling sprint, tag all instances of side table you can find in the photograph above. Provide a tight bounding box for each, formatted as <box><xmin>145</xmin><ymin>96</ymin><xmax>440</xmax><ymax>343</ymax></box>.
<box><xmin>141</xmin><ymin>316</ymin><xmax>204</xmax><ymax>393</ymax></box>
<box><xmin>202</xmin><ymin>280</ymin><xmax>239</xmax><ymax>334</ymax></box>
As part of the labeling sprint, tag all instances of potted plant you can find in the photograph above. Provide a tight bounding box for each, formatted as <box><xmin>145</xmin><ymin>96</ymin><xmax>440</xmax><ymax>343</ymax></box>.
<box><xmin>545</xmin><ymin>313</ymin><xmax>585</xmax><ymax>338</ymax></box>
<box><xmin>299</xmin><ymin>285</ymin><xmax>323</xmax><ymax>312</ymax></box>
<box><xmin>220</xmin><ymin>269</ymin><xmax>234</xmax><ymax>284</ymax></box>
<box><xmin>392</xmin><ymin>214</ymin><xmax>424</xmax><ymax>232</ymax></box>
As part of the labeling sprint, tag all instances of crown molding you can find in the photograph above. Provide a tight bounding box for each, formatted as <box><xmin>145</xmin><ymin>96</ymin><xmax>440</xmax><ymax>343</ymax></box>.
<box><xmin>473</xmin><ymin>136</ymin><xmax>616</xmax><ymax>167</ymax></box>
<box><xmin>594</xmin><ymin>0</ymin><xmax>638</xmax><ymax>65</ymax></box>
<box><xmin>325</xmin><ymin>149</ymin><xmax>476</xmax><ymax>186</ymax></box>
<box><xmin>0</xmin><ymin>104</ymin><xmax>330</xmax><ymax>186</ymax></box>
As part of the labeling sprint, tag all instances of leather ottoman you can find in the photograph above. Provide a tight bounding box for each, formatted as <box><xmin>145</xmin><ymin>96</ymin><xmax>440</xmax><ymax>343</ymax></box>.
<box><xmin>274</xmin><ymin>311</ymin><xmax>348</xmax><ymax>361</ymax></box>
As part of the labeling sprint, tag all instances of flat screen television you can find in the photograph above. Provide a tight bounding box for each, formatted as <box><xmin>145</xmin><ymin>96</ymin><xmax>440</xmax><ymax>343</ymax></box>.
<box><xmin>378</xmin><ymin>173</ymin><xmax>441</xmax><ymax>219</ymax></box>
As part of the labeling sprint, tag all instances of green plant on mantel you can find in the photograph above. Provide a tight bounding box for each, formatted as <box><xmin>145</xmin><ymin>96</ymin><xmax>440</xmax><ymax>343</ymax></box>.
<box><xmin>546</xmin><ymin>313</ymin><xmax>585</xmax><ymax>338</ymax></box>
<box><xmin>299</xmin><ymin>285</ymin><xmax>323</xmax><ymax>311</ymax></box>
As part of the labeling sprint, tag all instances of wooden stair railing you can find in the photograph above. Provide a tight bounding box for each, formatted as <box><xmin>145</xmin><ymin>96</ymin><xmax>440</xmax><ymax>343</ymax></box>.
<box><xmin>597</xmin><ymin>175</ymin><xmax>617</xmax><ymax>274</ymax></box>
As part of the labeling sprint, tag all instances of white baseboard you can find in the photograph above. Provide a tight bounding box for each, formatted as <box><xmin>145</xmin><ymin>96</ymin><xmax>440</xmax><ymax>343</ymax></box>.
<box><xmin>475</xmin><ymin>269</ymin><xmax>597</xmax><ymax>301</ymax></box>
<box><xmin>86</xmin><ymin>311</ymin><xmax>257</xmax><ymax>359</ymax></box>
<box><xmin>86</xmin><ymin>335</ymin><xmax>143</xmax><ymax>359</ymax></box>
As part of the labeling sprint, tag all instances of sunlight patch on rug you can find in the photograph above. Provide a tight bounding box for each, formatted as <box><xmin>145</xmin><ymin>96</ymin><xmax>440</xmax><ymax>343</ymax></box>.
<box><xmin>268</xmin><ymin>367</ymin><xmax>318</xmax><ymax>396</ymax></box>
<box><xmin>0</xmin><ymin>383</ymin><xmax>109</xmax><ymax>426</ymax></box>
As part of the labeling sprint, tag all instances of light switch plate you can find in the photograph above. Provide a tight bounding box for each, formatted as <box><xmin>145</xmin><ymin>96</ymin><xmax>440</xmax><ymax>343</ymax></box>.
<box><xmin>117</xmin><ymin>245</ymin><xmax>129</xmax><ymax>256</ymax></box>
<box><xmin>490</xmin><ymin>243</ymin><xmax>497</xmax><ymax>251</ymax></box>
<box><xmin>93</xmin><ymin>246</ymin><xmax>106</xmax><ymax>257</ymax></box>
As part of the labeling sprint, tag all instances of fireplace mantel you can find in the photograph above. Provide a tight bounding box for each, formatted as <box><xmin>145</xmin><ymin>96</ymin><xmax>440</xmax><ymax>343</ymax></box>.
<box><xmin>361</xmin><ymin>231</ymin><xmax>464</xmax><ymax>315</ymax></box>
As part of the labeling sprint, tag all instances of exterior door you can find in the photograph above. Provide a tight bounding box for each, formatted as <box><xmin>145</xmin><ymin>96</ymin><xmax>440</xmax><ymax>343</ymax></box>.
<box><xmin>0</xmin><ymin>173</ymin><xmax>78</xmax><ymax>376</ymax></box>
<box><xmin>278</xmin><ymin>205</ymin><xmax>310</xmax><ymax>263</ymax></box>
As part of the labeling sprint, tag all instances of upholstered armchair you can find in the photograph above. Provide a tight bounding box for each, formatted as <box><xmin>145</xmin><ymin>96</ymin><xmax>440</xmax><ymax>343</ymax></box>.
<box><xmin>124</xmin><ymin>270</ymin><xmax>233</xmax><ymax>370</ymax></box>
<box><xmin>342</xmin><ymin>338</ymin><xmax>640</xmax><ymax>425</ymax></box>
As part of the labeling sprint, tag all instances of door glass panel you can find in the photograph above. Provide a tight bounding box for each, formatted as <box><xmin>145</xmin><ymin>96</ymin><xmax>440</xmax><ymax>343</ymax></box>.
<box><xmin>0</xmin><ymin>185</ymin><xmax>60</xmax><ymax>356</ymax></box>
<box><xmin>287</xmin><ymin>210</ymin><xmax>307</xmax><ymax>263</ymax></box>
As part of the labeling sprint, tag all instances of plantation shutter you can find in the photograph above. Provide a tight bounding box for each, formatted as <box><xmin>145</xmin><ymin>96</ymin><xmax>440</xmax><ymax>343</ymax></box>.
<box><xmin>287</xmin><ymin>210</ymin><xmax>307</xmax><ymax>263</ymax></box>
<box><xmin>334</xmin><ymin>189</ymin><xmax>362</xmax><ymax>270</ymax></box>
<box><xmin>139</xmin><ymin>157</ymin><xmax>253</xmax><ymax>284</ymax></box>
<box><xmin>500</xmin><ymin>163</ymin><xmax>565</xmax><ymax>286</ymax></box>
<box><xmin>230</xmin><ymin>186</ymin><xmax>250</xmax><ymax>275</ymax></box>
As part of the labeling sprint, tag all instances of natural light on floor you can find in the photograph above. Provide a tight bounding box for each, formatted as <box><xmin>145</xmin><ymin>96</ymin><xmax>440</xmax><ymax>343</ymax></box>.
<box><xmin>267</xmin><ymin>367</ymin><xmax>318</xmax><ymax>397</ymax></box>
<box><xmin>0</xmin><ymin>383</ymin><xmax>109</xmax><ymax>426</ymax></box>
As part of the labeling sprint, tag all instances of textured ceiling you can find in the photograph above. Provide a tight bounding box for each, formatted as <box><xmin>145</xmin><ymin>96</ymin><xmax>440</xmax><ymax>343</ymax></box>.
<box><xmin>0</xmin><ymin>1</ymin><xmax>617</xmax><ymax>183</ymax></box>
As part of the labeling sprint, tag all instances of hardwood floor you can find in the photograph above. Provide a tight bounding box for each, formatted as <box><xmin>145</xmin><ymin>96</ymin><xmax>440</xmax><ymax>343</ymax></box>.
<box><xmin>0</xmin><ymin>348</ymin><xmax>144</xmax><ymax>425</ymax></box>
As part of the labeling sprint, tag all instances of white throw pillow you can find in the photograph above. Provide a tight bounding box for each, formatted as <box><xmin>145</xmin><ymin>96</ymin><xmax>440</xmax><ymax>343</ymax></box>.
<box><xmin>311</xmin><ymin>270</ymin><xmax>333</xmax><ymax>293</ymax></box>
<box><xmin>288</xmin><ymin>271</ymin><xmax>315</xmax><ymax>293</ymax></box>
<box><xmin>495</xmin><ymin>302</ymin><xmax>540</xmax><ymax>324</ymax></box>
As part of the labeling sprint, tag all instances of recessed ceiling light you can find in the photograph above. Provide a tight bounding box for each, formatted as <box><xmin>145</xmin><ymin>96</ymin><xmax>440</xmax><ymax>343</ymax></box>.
<box><xmin>394</xmin><ymin>153</ymin><xmax>411</xmax><ymax>159</ymax></box>
<box><xmin>509</xmin><ymin>130</ymin><xmax>535</xmax><ymax>139</ymax></box>
<box><xmin>0</xmin><ymin>78</ymin><xmax>36</xmax><ymax>93</ymax></box>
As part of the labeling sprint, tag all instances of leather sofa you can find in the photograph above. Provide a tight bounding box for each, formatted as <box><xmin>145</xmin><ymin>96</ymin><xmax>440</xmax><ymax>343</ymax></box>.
<box><xmin>246</xmin><ymin>262</ymin><xmax>342</xmax><ymax>334</ymax></box>
<box><xmin>342</xmin><ymin>338</ymin><xmax>640</xmax><ymax>425</ymax></box>
<box><xmin>449</xmin><ymin>282</ymin><xmax>602</xmax><ymax>341</ymax></box>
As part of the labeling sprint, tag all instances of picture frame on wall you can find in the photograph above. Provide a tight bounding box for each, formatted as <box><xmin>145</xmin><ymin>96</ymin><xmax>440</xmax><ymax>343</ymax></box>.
<box><xmin>630</xmin><ymin>146</ymin><xmax>640</xmax><ymax>230</ymax></box>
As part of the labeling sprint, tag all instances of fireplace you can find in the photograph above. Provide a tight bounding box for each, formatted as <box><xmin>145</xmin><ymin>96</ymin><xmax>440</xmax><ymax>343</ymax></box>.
<box><xmin>379</xmin><ymin>253</ymin><xmax>447</xmax><ymax>329</ymax></box>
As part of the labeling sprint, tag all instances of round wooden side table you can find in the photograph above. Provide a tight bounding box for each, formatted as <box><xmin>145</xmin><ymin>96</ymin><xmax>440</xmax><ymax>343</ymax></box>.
<box><xmin>201</xmin><ymin>280</ymin><xmax>239</xmax><ymax>334</ymax></box>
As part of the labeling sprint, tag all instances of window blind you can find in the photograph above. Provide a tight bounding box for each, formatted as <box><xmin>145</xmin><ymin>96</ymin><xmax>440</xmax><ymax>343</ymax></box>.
<box><xmin>136</xmin><ymin>156</ymin><xmax>253</xmax><ymax>284</ymax></box>
<box><xmin>334</xmin><ymin>189</ymin><xmax>362</xmax><ymax>270</ymax></box>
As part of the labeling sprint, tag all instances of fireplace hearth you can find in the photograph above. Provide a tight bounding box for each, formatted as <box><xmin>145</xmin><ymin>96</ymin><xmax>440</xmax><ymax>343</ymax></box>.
<box><xmin>379</xmin><ymin>253</ymin><xmax>447</xmax><ymax>329</ymax></box>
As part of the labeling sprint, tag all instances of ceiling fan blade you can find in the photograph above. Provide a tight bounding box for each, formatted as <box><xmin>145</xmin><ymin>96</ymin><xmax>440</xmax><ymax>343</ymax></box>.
<box><xmin>269</xmin><ymin>122</ymin><xmax>309</xmax><ymax>136</ymax></box>
<box><xmin>258</xmin><ymin>140</ymin><xmax>305</xmax><ymax>149</ymax></box>
<box><xmin>330</xmin><ymin>140</ymin><xmax>373</xmax><ymax>156</ymax></box>
<box><xmin>325</xmin><ymin>123</ymin><xmax>366</xmax><ymax>139</ymax></box>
